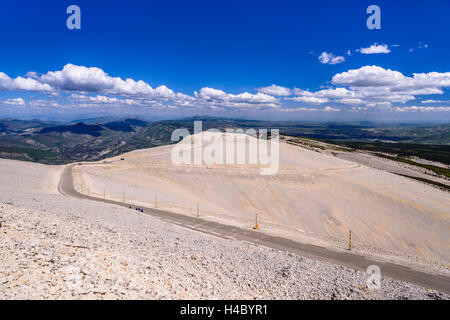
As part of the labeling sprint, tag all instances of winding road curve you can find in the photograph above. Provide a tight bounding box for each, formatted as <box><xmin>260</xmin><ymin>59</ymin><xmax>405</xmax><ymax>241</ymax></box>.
<box><xmin>58</xmin><ymin>164</ymin><xmax>450</xmax><ymax>294</ymax></box>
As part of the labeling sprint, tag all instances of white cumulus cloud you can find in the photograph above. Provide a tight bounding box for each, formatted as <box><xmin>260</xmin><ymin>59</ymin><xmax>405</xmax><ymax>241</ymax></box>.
<box><xmin>324</xmin><ymin>106</ymin><xmax>340</xmax><ymax>112</ymax></box>
<box><xmin>287</xmin><ymin>96</ymin><xmax>329</xmax><ymax>104</ymax></box>
<box><xmin>3</xmin><ymin>98</ymin><xmax>26</xmax><ymax>106</ymax></box>
<box><xmin>318</xmin><ymin>52</ymin><xmax>345</xmax><ymax>65</ymax></box>
<box><xmin>257</xmin><ymin>85</ymin><xmax>292</xmax><ymax>96</ymax></box>
<box><xmin>421</xmin><ymin>99</ymin><xmax>449</xmax><ymax>104</ymax></box>
<box><xmin>360</xmin><ymin>44</ymin><xmax>391</xmax><ymax>54</ymax></box>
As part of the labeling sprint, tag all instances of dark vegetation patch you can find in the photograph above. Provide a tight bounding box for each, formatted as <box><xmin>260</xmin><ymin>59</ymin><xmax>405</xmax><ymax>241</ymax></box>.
<box><xmin>0</xmin><ymin>145</ymin><xmax>60</xmax><ymax>162</ymax></box>
<box><xmin>103</xmin><ymin>121</ymin><xmax>135</xmax><ymax>132</ymax></box>
<box><xmin>323</xmin><ymin>141</ymin><xmax>450</xmax><ymax>166</ymax></box>
<box><xmin>123</xmin><ymin>118</ymin><xmax>148</xmax><ymax>127</ymax></box>
<box><xmin>39</xmin><ymin>122</ymin><xmax>104</xmax><ymax>137</ymax></box>
<box><xmin>396</xmin><ymin>174</ymin><xmax>450</xmax><ymax>192</ymax></box>
<box><xmin>373</xmin><ymin>153</ymin><xmax>450</xmax><ymax>178</ymax></box>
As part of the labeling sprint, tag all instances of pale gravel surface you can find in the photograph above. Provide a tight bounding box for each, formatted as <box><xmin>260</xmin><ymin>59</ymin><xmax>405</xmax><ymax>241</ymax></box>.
<box><xmin>0</xmin><ymin>193</ymin><xmax>448</xmax><ymax>300</ymax></box>
<box><xmin>0</xmin><ymin>158</ymin><xmax>448</xmax><ymax>300</ymax></box>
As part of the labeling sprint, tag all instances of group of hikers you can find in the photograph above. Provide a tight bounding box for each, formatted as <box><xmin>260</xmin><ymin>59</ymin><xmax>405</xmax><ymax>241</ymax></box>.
<box><xmin>128</xmin><ymin>206</ymin><xmax>144</xmax><ymax>213</ymax></box>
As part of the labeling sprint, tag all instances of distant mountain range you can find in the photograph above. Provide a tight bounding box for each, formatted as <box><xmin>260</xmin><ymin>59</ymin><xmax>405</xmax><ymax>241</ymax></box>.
<box><xmin>0</xmin><ymin>117</ymin><xmax>449</xmax><ymax>164</ymax></box>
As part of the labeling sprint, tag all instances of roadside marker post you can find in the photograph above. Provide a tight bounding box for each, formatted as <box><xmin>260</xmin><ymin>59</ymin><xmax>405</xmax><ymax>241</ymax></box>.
<box><xmin>349</xmin><ymin>230</ymin><xmax>352</xmax><ymax>250</ymax></box>
<box><xmin>254</xmin><ymin>212</ymin><xmax>259</xmax><ymax>230</ymax></box>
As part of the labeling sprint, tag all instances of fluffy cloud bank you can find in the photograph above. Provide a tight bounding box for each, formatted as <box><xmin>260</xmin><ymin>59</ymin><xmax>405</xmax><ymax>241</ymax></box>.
<box><xmin>258</xmin><ymin>65</ymin><xmax>450</xmax><ymax>111</ymax></box>
<box><xmin>0</xmin><ymin>72</ymin><xmax>53</xmax><ymax>92</ymax></box>
<box><xmin>331</xmin><ymin>66</ymin><xmax>450</xmax><ymax>103</ymax></box>
<box><xmin>0</xmin><ymin>64</ymin><xmax>280</xmax><ymax>110</ymax></box>
<box><xmin>1</xmin><ymin>64</ymin><xmax>449</xmax><ymax>114</ymax></box>
<box><xmin>39</xmin><ymin>64</ymin><xmax>179</xmax><ymax>99</ymax></box>
<box><xmin>394</xmin><ymin>106</ymin><xmax>450</xmax><ymax>112</ymax></box>
<box><xmin>195</xmin><ymin>87</ymin><xmax>278</xmax><ymax>109</ymax></box>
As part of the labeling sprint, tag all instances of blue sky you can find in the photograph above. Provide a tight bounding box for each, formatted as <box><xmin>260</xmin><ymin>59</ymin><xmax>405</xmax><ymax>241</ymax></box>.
<box><xmin>0</xmin><ymin>0</ymin><xmax>449</xmax><ymax>122</ymax></box>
